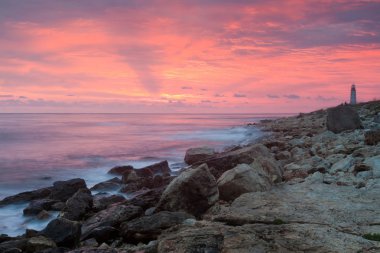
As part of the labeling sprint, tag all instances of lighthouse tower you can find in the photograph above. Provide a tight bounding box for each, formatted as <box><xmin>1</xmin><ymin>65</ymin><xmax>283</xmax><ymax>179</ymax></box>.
<box><xmin>350</xmin><ymin>84</ymin><xmax>357</xmax><ymax>105</ymax></box>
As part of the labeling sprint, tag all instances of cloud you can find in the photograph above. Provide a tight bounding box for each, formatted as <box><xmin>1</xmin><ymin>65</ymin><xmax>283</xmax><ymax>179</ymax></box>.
<box><xmin>0</xmin><ymin>94</ymin><xmax>13</xmax><ymax>98</ymax></box>
<box><xmin>234</xmin><ymin>93</ymin><xmax>247</xmax><ymax>98</ymax></box>
<box><xmin>267</xmin><ymin>94</ymin><xmax>279</xmax><ymax>99</ymax></box>
<box><xmin>181</xmin><ymin>86</ymin><xmax>192</xmax><ymax>90</ymax></box>
<box><xmin>214</xmin><ymin>93</ymin><xmax>224</xmax><ymax>97</ymax></box>
<box><xmin>284</xmin><ymin>94</ymin><xmax>301</xmax><ymax>99</ymax></box>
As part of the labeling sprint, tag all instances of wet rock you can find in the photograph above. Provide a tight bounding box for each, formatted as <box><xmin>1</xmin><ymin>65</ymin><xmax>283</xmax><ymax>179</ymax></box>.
<box><xmin>0</xmin><ymin>187</ymin><xmax>51</xmax><ymax>206</ymax></box>
<box><xmin>90</xmin><ymin>178</ymin><xmax>121</xmax><ymax>191</ymax></box>
<box><xmin>121</xmin><ymin>211</ymin><xmax>194</xmax><ymax>243</ymax></box>
<box><xmin>108</xmin><ymin>165</ymin><xmax>134</xmax><ymax>176</ymax></box>
<box><xmin>156</xmin><ymin>163</ymin><xmax>218</xmax><ymax>217</ymax></box>
<box><xmin>184</xmin><ymin>147</ymin><xmax>216</xmax><ymax>165</ymax></box>
<box><xmin>23</xmin><ymin>199</ymin><xmax>57</xmax><ymax>216</ymax></box>
<box><xmin>49</xmin><ymin>179</ymin><xmax>87</xmax><ymax>202</ymax></box>
<box><xmin>51</xmin><ymin>202</ymin><xmax>66</xmax><ymax>211</ymax></box>
<box><xmin>81</xmin><ymin>226</ymin><xmax>119</xmax><ymax>244</ymax></box>
<box><xmin>365</xmin><ymin>129</ymin><xmax>380</xmax><ymax>145</ymax></box>
<box><xmin>25</xmin><ymin>236</ymin><xmax>56</xmax><ymax>252</ymax></box>
<box><xmin>326</xmin><ymin>105</ymin><xmax>362</xmax><ymax>133</ymax></box>
<box><xmin>60</xmin><ymin>189</ymin><xmax>93</xmax><ymax>221</ymax></box>
<box><xmin>42</xmin><ymin>218</ymin><xmax>81</xmax><ymax>248</ymax></box>
<box><xmin>37</xmin><ymin>210</ymin><xmax>51</xmax><ymax>220</ymax></box>
<box><xmin>217</xmin><ymin>164</ymin><xmax>271</xmax><ymax>201</ymax></box>
<box><xmin>136</xmin><ymin>160</ymin><xmax>171</xmax><ymax>177</ymax></box>
<box><xmin>121</xmin><ymin>170</ymin><xmax>140</xmax><ymax>184</ymax></box>
<box><xmin>81</xmin><ymin>204</ymin><xmax>142</xmax><ymax>240</ymax></box>
<box><xmin>93</xmin><ymin>195</ymin><xmax>125</xmax><ymax>212</ymax></box>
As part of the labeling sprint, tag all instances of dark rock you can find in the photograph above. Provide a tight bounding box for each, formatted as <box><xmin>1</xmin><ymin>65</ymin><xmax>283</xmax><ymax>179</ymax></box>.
<box><xmin>0</xmin><ymin>235</ymin><xmax>11</xmax><ymax>244</ymax></box>
<box><xmin>81</xmin><ymin>226</ymin><xmax>119</xmax><ymax>244</ymax></box>
<box><xmin>136</xmin><ymin>161</ymin><xmax>171</xmax><ymax>177</ymax></box>
<box><xmin>0</xmin><ymin>239</ymin><xmax>28</xmax><ymax>253</ymax></box>
<box><xmin>41</xmin><ymin>218</ymin><xmax>81</xmax><ymax>248</ymax></box>
<box><xmin>156</xmin><ymin>164</ymin><xmax>218</xmax><ymax>217</ymax></box>
<box><xmin>184</xmin><ymin>147</ymin><xmax>216</xmax><ymax>165</ymax></box>
<box><xmin>374</xmin><ymin>113</ymin><xmax>380</xmax><ymax>123</ymax></box>
<box><xmin>36</xmin><ymin>210</ymin><xmax>51</xmax><ymax>220</ymax></box>
<box><xmin>93</xmin><ymin>195</ymin><xmax>125</xmax><ymax>212</ymax></box>
<box><xmin>108</xmin><ymin>165</ymin><xmax>134</xmax><ymax>176</ymax></box>
<box><xmin>67</xmin><ymin>247</ymin><xmax>118</xmax><ymax>253</ymax></box>
<box><xmin>49</xmin><ymin>179</ymin><xmax>87</xmax><ymax>202</ymax></box>
<box><xmin>2</xmin><ymin>249</ymin><xmax>22</xmax><ymax>253</ymax></box>
<box><xmin>25</xmin><ymin>236</ymin><xmax>56</xmax><ymax>253</ymax></box>
<box><xmin>120</xmin><ymin>178</ymin><xmax>152</xmax><ymax>193</ymax></box>
<box><xmin>125</xmin><ymin>188</ymin><xmax>164</xmax><ymax>210</ymax></box>
<box><xmin>39</xmin><ymin>247</ymin><xmax>69</xmax><ymax>253</ymax></box>
<box><xmin>121</xmin><ymin>170</ymin><xmax>140</xmax><ymax>184</ymax></box>
<box><xmin>23</xmin><ymin>199</ymin><xmax>58</xmax><ymax>216</ymax></box>
<box><xmin>364</xmin><ymin>129</ymin><xmax>380</xmax><ymax>145</ymax></box>
<box><xmin>121</xmin><ymin>211</ymin><xmax>194</xmax><ymax>243</ymax></box>
<box><xmin>0</xmin><ymin>188</ymin><xmax>51</xmax><ymax>206</ymax></box>
<box><xmin>326</xmin><ymin>105</ymin><xmax>362</xmax><ymax>133</ymax></box>
<box><xmin>51</xmin><ymin>202</ymin><xmax>66</xmax><ymax>211</ymax></box>
<box><xmin>81</xmin><ymin>204</ymin><xmax>142</xmax><ymax>240</ymax></box>
<box><xmin>25</xmin><ymin>229</ymin><xmax>39</xmax><ymax>238</ymax></box>
<box><xmin>60</xmin><ymin>189</ymin><xmax>93</xmax><ymax>221</ymax></box>
<box><xmin>90</xmin><ymin>178</ymin><xmax>121</xmax><ymax>191</ymax></box>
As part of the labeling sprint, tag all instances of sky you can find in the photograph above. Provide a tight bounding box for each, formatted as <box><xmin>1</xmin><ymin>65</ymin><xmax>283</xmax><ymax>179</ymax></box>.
<box><xmin>0</xmin><ymin>0</ymin><xmax>379</xmax><ymax>113</ymax></box>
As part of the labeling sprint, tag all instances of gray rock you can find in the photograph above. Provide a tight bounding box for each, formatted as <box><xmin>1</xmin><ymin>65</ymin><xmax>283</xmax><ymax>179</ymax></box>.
<box><xmin>42</xmin><ymin>218</ymin><xmax>81</xmax><ymax>248</ymax></box>
<box><xmin>184</xmin><ymin>147</ymin><xmax>216</xmax><ymax>165</ymax></box>
<box><xmin>0</xmin><ymin>188</ymin><xmax>52</xmax><ymax>206</ymax></box>
<box><xmin>92</xmin><ymin>194</ymin><xmax>125</xmax><ymax>211</ymax></box>
<box><xmin>108</xmin><ymin>165</ymin><xmax>133</xmax><ymax>175</ymax></box>
<box><xmin>156</xmin><ymin>163</ymin><xmax>218</xmax><ymax>217</ymax></box>
<box><xmin>135</xmin><ymin>160</ymin><xmax>171</xmax><ymax>177</ymax></box>
<box><xmin>121</xmin><ymin>211</ymin><xmax>194</xmax><ymax>243</ymax></box>
<box><xmin>364</xmin><ymin>155</ymin><xmax>380</xmax><ymax>178</ymax></box>
<box><xmin>326</xmin><ymin>105</ymin><xmax>362</xmax><ymax>133</ymax></box>
<box><xmin>217</xmin><ymin>164</ymin><xmax>271</xmax><ymax>201</ymax></box>
<box><xmin>330</xmin><ymin>156</ymin><xmax>354</xmax><ymax>174</ymax></box>
<box><xmin>25</xmin><ymin>236</ymin><xmax>56</xmax><ymax>252</ymax></box>
<box><xmin>49</xmin><ymin>179</ymin><xmax>87</xmax><ymax>202</ymax></box>
<box><xmin>90</xmin><ymin>178</ymin><xmax>121</xmax><ymax>191</ymax></box>
<box><xmin>60</xmin><ymin>188</ymin><xmax>93</xmax><ymax>221</ymax></box>
<box><xmin>23</xmin><ymin>199</ymin><xmax>57</xmax><ymax>216</ymax></box>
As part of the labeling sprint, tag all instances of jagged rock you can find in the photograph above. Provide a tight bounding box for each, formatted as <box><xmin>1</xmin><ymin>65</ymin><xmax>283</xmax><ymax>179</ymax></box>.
<box><xmin>93</xmin><ymin>195</ymin><xmax>125</xmax><ymax>211</ymax></box>
<box><xmin>81</xmin><ymin>226</ymin><xmax>119</xmax><ymax>244</ymax></box>
<box><xmin>156</xmin><ymin>164</ymin><xmax>218</xmax><ymax>217</ymax></box>
<box><xmin>121</xmin><ymin>211</ymin><xmax>194</xmax><ymax>243</ymax></box>
<box><xmin>36</xmin><ymin>210</ymin><xmax>51</xmax><ymax>220</ymax></box>
<box><xmin>275</xmin><ymin>151</ymin><xmax>291</xmax><ymax>160</ymax></box>
<box><xmin>329</xmin><ymin>156</ymin><xmax>355</xmax><ymax>174</ymax></box>
<box><xmin>90</xmin><ymin>178</ymin><xmax>121</xmax><ymax>191</ymax></box>
<box><xmin>49</xmin><ymin>179</ymin><xmax>87</xmax><ymax>202</ymax></box>
<box><xmin>124</xmin><ymin>188</ymin><xmax>164</xmax><ymax>210</ymax></box>
<box><xmin>25</xmin><ymin>236</ymin><xmax>56</xmax><ymax>252</ymax></box>
<box><xmin>60</xmin><ymin>189</ymin><xmax>93</xmax><ymax>221</ymax></box>
<box><xmin>326</xmin><ymin>105</ymin><xmax>362</xmax><ymax>133</ymax></box>
<box><xmin>217</xmin><ymin>164</ymin><xmax>271</xmax><ymax>201</ymax></box>
<box><xmin>42</xmin><ymin>218</ymin><xmax>81</xmax><ymax>248</ymax></box>
<box><xmin>0</xmin><ymin>187</ymin><xmax>51</xmax><ymax>206</ymax></box>
<box><xmin>0</xmin><ymin>239</ymin><xmax>28</xmax><ymax>253</ymax></box>
<box><xmin>365</xmin><ymin>129</ymin><xmax>380</xmax><ymax>145</ymax></box>
<box><xmin>81</xmin><ymin>204</ymin><xmax>142</xmax><ymax>240</ymax></box>
<box><xmin>23</xmin><ymin>199</ymin><xmax>57</xmax><ymax>216</ymax></box>
<box><xmin>121</xmin><ymin>170</ymin><xmax>140</xmax><ymax>184</ymax></box>
<box><xmin>108</xmin><ymin>165</ymin><xmax>134</xmax><ymax>175</ymax></box>
<box><xmin>184</xmin><ymin>147</ymin><xmax>216</xmax><ymax>165</ymax></box>
<box><xmin>364</xmin><ymin>155</ymin><xmax>380</xmax><ymax>178</ymax></box>
<box><xmin>51</xmin><ymin>202</ymin><xmax>66</xmax><ymax>211</ymax></box>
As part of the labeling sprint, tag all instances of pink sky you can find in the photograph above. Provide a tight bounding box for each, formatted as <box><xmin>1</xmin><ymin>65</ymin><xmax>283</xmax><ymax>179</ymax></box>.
<box><xmin>0</xmin><ymin>0</ymin><xmax>379</xmax><ymax>113</ymax></box>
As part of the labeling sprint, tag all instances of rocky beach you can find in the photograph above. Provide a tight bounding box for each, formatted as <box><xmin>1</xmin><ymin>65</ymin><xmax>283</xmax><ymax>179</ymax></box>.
<box><xmin>0</xmin><ymin>101</ymin><xmax>380</xmax><ymax>253</ymax></box>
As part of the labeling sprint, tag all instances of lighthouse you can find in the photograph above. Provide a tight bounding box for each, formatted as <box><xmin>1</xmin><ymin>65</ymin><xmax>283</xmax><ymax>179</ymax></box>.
<box><xmin>350</xmin><ymin>84</ymin><xmax>357</xmax><ymax>105</ymax></box>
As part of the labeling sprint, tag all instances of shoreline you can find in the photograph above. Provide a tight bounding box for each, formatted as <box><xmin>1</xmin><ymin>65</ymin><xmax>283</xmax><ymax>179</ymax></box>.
<box><xmin>0</xmin><ymin>101</ymin><xmax>379</xmax><ymax>252</ymax></box>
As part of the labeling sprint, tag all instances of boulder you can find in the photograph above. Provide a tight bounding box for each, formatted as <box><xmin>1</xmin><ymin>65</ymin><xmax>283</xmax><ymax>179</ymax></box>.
<box><xmin>23</xmin><ymin>199</ymin><xmax>58</xmax><ymax>216</ymax></box>
<box><xmin>90</xmin><ymin>178</ymin><xmax>121</xmax><ymax>191</ymax></box>
<box><xmin>93</xmin><ymin>195</ymin><xmax>126</xmax><ymax>211</ymax></box>
<box><xmin>136</xmin><ymin>161</ymin><xmax>171</xmax><ymax>177</ymax></box>
<box><xmin>60</xmin><ymin>189</ymin><xmax>93</xmax><ymax>221</ymax></box>
<box><xmin>121</xmin><ymin>170</ymin><xmax>140</xmax><ymax>184</ymax></box>
<box><xmin>217</xmin><ymin>164</ymin><xmax>272</xmax><ymax>201</ymax></box>
<box><xmin>156</xmin><ymin>163</ymin><xmax>218</xmax><ymax>217</ymax></box>
<box><xmin>0</xmin><ymin>239</ymin><xmax>28</xmax><ymax>253</ymax></box>
<box><xmin>49</xmin><ymin>179</ymin><xmax>87</xmax><ymax>202</ymax></box>
<box><xmin>41</xmin><ymin>218</ymin><xmax>81</xmax><ymax>248</ymax></box>
<box><xmin>184</xmin><ymin>147</ymin><xmax>216</xmax><ymax>165</ymax></box>
<box><xmin>0</xmin><ymin>187</ymin><xmax>51</xmax><ymax>206</ymax></box>
<box><xmin>81</xmin><ymin>204</ymin><xmax>142</xmax><ymax>240</ymax></box>
<box><xmin>330</xmin><ymin>156</ymin><xmax>355</xmax><ymax>174</ymax></box>
<box><xmin>124</xmin><ymin>188</ymin><xmax>164</xmax><ymax>210</ymax></box>
<box><xmin>108</xmin><ymin>165</ymin><xmax>134</xmax><ymax>175</ymax></box>
<box><xmin>81</xmin><ymin>226</ymin><xmax>119</xmax><ymax>244</ymax></box>
<box><xmin>25</xmin><ymin>236</ymin><xmax>56</xmax><ymax>252</ymax></box>
<box><xmin>364</xmin><ymin>155</ymin><xmax>380</xmax><ymax>178</ymax></box>
<box><xmin>121</xmin><ymin>211</ymin><xmax>194</xmax><ymax>243</ymax></box>
<box><xmin>326</xmin><ymin>105</ymin><xmax>362</xmax><ymax>133</ymax></box>
<box><xmin>365</xmin><ymin>129</ymin><xmax>380</xmax><ymax>145</ymax></box>
<box><xmin>198</xmin><ymin>144</ymin><xmax>275</xmax><ymax>179</ymax></box>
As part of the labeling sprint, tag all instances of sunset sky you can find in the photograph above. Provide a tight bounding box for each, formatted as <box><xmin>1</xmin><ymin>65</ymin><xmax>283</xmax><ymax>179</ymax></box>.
<box><xmin>0</xmin><ymin>0</ymin><xmax>379</xmax><ymax>113</ymax></box>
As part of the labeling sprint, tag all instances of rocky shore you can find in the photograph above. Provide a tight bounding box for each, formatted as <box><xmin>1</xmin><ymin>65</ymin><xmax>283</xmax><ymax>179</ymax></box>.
<box><xmin>1</xmin><ymin>101</ymin><xmax>380</xmax><ymax>253</ymax></box>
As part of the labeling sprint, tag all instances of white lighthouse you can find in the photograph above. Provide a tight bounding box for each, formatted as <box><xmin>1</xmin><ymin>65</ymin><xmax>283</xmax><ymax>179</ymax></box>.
<box><xmin>350</xmin><ymin>84</ymin><xmax>357</xmax><ymax>105</ymax></box>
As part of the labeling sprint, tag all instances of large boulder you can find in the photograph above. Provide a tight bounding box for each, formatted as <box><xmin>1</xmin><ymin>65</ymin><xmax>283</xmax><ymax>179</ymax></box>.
<box><xmin>135</xmin><ymin>161</ymin><xmax>171</xmax><ymax>177</ymax></box>
<box><xmin>108</xmin><ymin>165</ymin><xmax>134</xmax><ymax>175</ymax></box>
<box><xmin>121</xmin><ymin>211</ymin><xmax>194</xmax><ymax>243</ymax></box>
<box><xmin>60</xmin><ymin>189</ymin><xmax>93</xmax><ymax>221</ymax></box>
<box><xmin>156</xmin><ymin>164</ymin><xmax>218</xmax><ymax>217</ymax></box>
<box><xmin>217</xmin><ymin>164</ymin><xmax>272</xmax><ymax>201</ymax></box>
<box><xmin>92</xmin><ymin>194</ymin><xmax>126</xmax><ymax>211</ymax></box>
<box><xmin>25</xmin><ymin>236</ymin><xmax>56</xmax><ymax>252</ymax></box>
<box><xmin>41</xmin><ymin>218</ymin><xmax>81</xmax><ymax>248</ymax></box>
<box><xmin>326</xmin><ymin>105</ymin><xmax>362</xmax><ymax>133</ymax></box>
<box><xmin>184</xmin><ymin>147</ymin><xmax>216</xmax><ymax>165</ymax></box>
<box><xmin>90</xmin><ymin>177</ymin><xmax>121</xmax><ymax>191</ymax></box>
<box><xmin>365</xmin><ymin>129</ymin><xmax>380</xmax><ymax>145</ymax></box>
<box><xmin>23</xmin><ymin>199</ymin><xmax>58</xmax><ymax>216</ymax></box>
<box><xmin>81</xmin><ymin>204</ymin><xmax>142</xmax><ymax>240</ymax></box>
<box><xmin>49</xmin><ymin>179</ymin><xmax>87</xmax><ymax>202</ymax></box>
<box><xmin>0</xmin><ymin>187</ymin><xmax>52</xmax><ymax>206</ymax></box>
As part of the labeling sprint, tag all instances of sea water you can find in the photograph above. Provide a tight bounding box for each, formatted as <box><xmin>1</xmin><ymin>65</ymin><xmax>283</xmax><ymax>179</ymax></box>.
<box><xmin>0</xmin><ymin>113</ymin><xmax>284</xmax><ymax>236</ymax></box>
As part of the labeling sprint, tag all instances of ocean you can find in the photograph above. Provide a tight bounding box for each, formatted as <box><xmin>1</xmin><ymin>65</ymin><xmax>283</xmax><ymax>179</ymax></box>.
<box><xmin>0</xmin><ymin>113</ymin><xmax>282</xmax><ymax>236</ymax></box>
